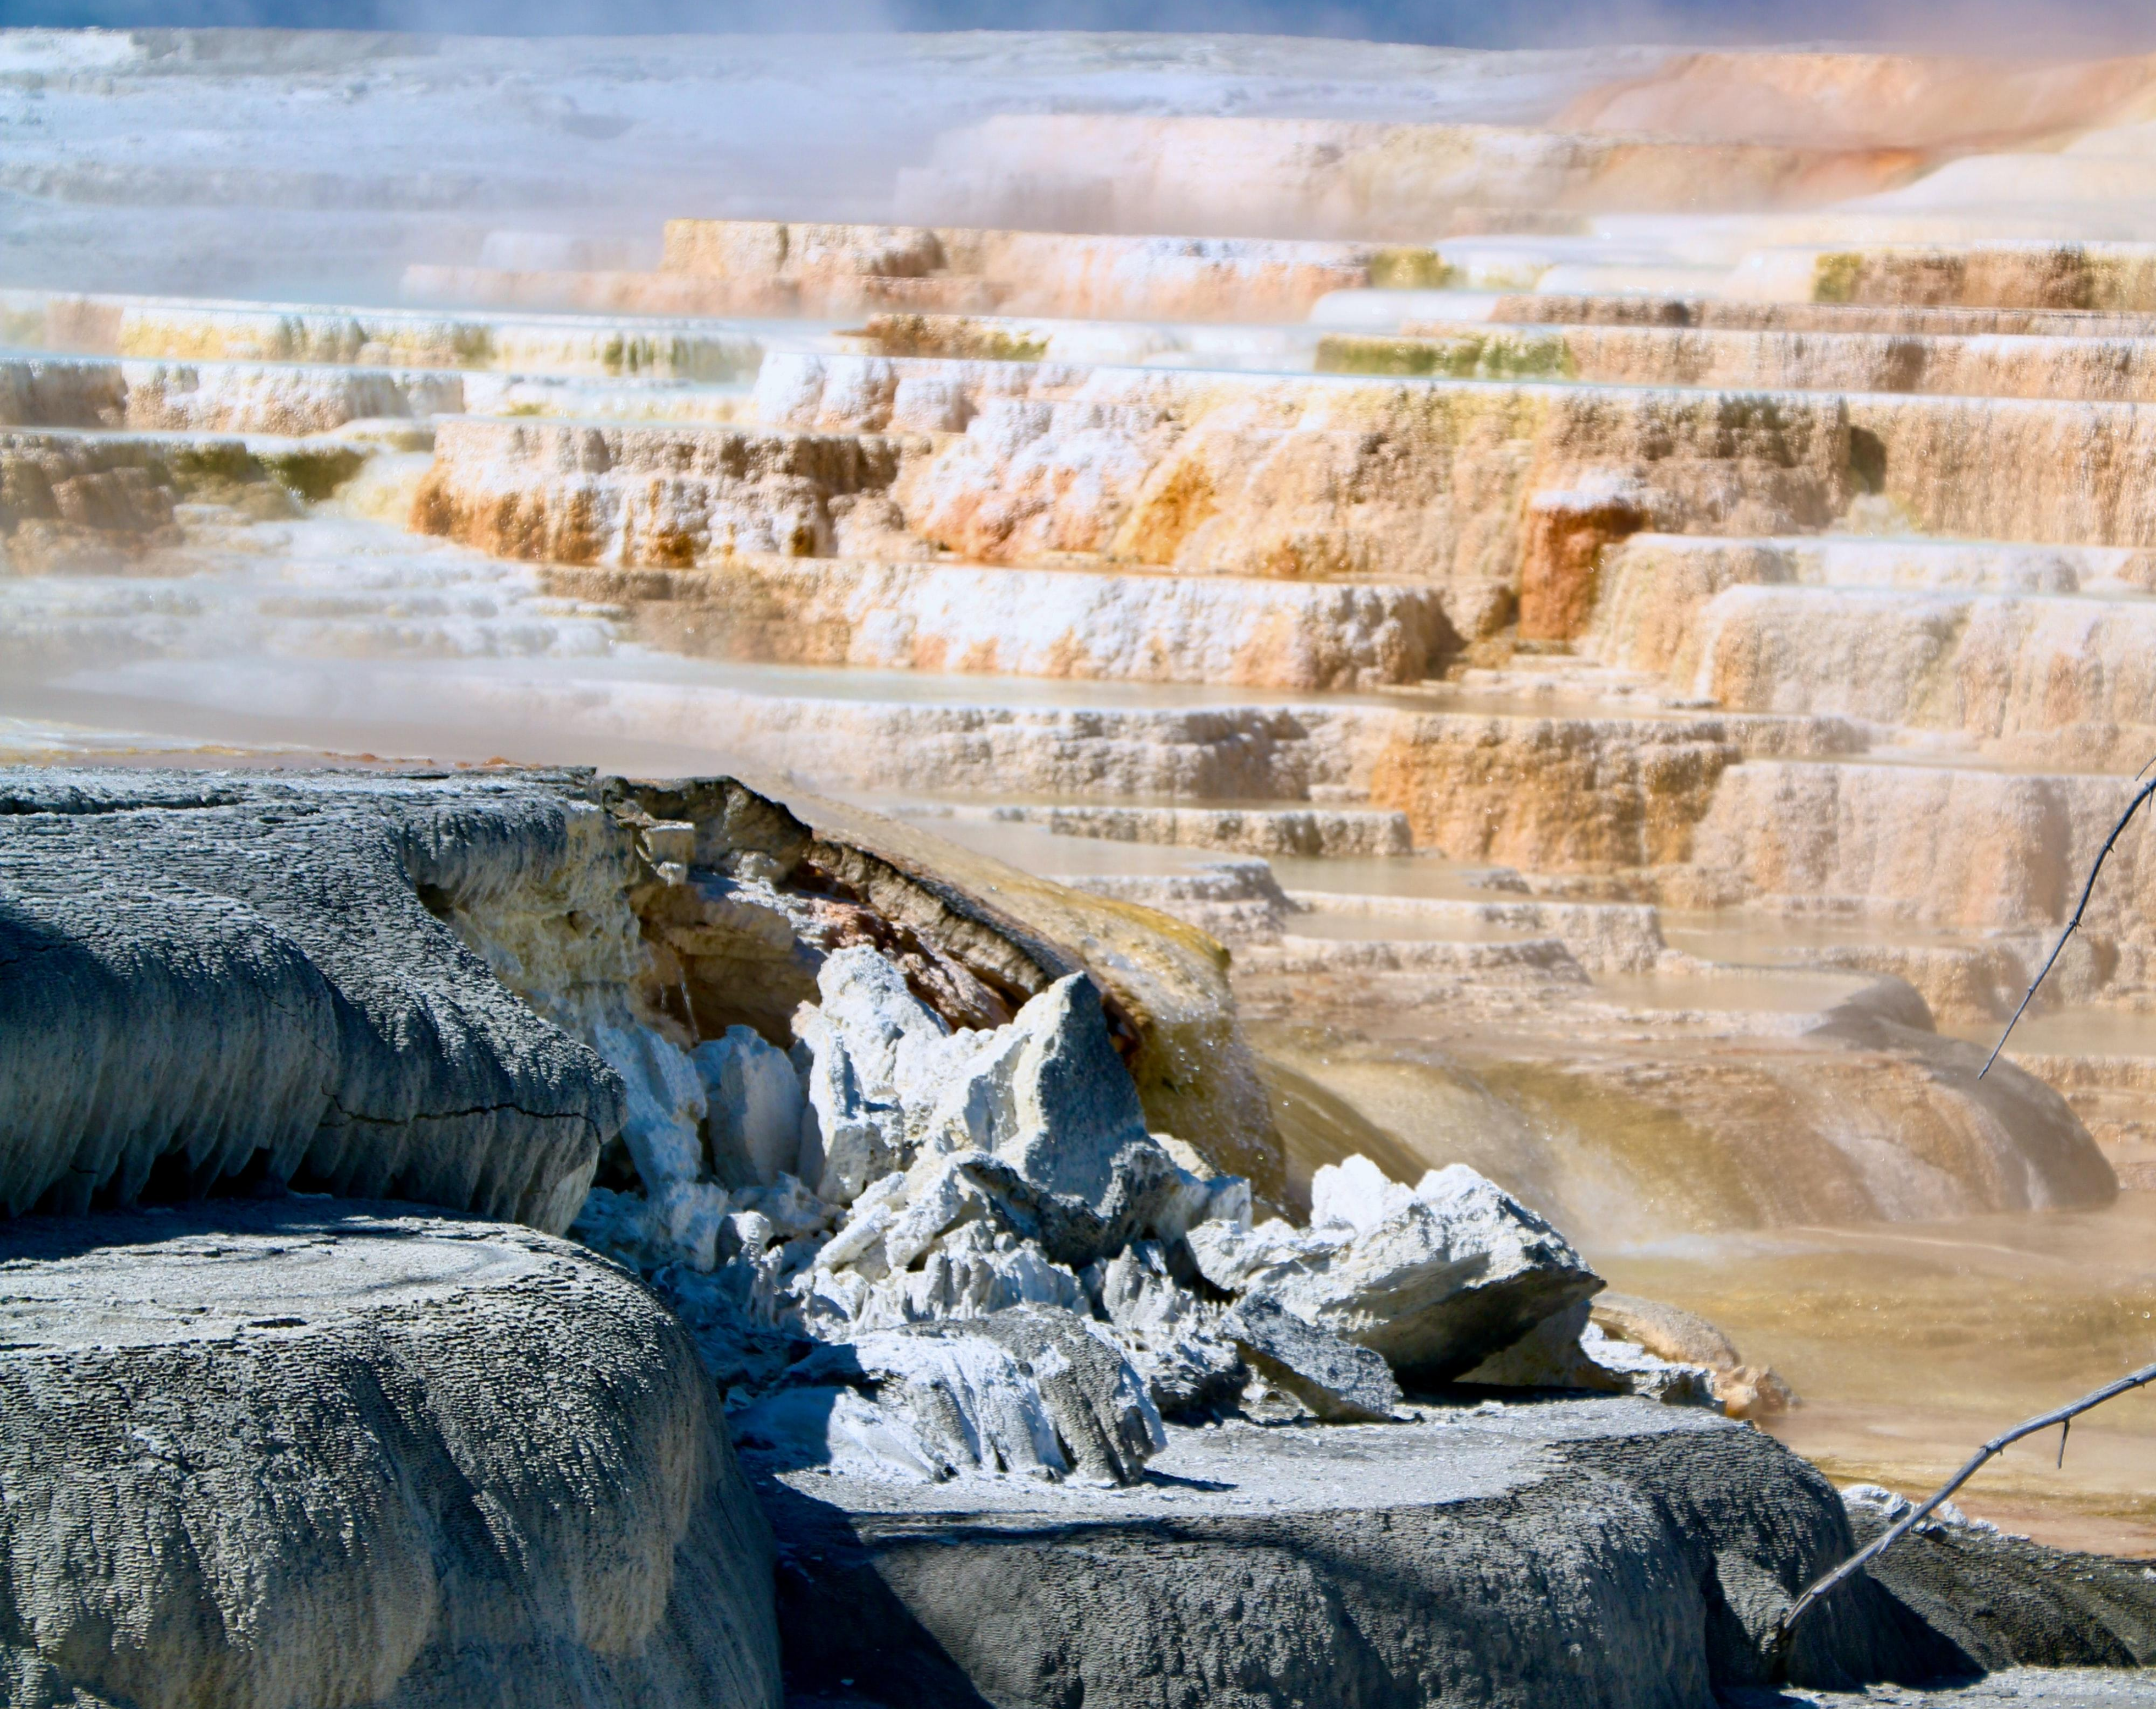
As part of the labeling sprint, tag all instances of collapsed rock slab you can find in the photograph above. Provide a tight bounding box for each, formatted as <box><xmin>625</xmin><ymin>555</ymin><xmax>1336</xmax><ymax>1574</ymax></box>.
<box><xmin>757</xmin><ymin>1397</ymin><xmax>1968</xmax><ymax>1709</ymax></box>
<box><xmin>0</xmin><ymin>768</ymin><xmax>626</xmax><ymax>1230</ymax></box>
<box><xmin>1462</xmin><ymin>1298</ymin><xmax>1719</xmax><ymax>1409</ymax></box>
<box><xmin>1192</xmin><ymin>1162</ymin><xmax>1602</xmax><ymax>1383</ymax></box>
<box><xmin>0</xmin><ymin>1199</ymin><xmax>781</xmax><ymax>1709</ymax></box>
<box><xmin>1222</xmin><ymin>1293</ymin><xmax>1402</xmax><ymax>1422</ymax></box>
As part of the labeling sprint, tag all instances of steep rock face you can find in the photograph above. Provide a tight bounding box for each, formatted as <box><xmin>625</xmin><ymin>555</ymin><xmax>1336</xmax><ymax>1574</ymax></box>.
<box><xmin>410</xmin><ymin>419</ymin><xmax>915</xmax><ymax>567</ymax></box>
<box><xmin>757</xmin><ymin>1402</ymin><xmax>1966</xmax><ymax>1708</ymax></box>
<box><xmin>416</xmin><ymin>366</ymin><xmax>1856</xmax><ymax>645</ymax></box>
<box><xmin>0</xmin><ymin>769</ymin><xmax>628</xmax><ymax>1229</ymax></box>
<box><xmin>0</xmin><ymin>1200</ymin><xmax>781</xmax><ymax>1709</ymax></box>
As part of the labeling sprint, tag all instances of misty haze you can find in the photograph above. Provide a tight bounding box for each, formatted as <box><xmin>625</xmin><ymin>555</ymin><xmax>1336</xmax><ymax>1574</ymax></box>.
<box><xmin>4</xmin><ymin>10</ymin><xmax>2156</xmax><ymax>1709</ymax></box>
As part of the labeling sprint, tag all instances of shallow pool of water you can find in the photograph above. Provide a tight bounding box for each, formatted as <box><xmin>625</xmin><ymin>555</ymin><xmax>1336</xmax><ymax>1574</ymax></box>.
<box><xmin>1597</xmin><ymin>1198</ymin><xmax>2156</xmax><ymax>1554</ymax></box>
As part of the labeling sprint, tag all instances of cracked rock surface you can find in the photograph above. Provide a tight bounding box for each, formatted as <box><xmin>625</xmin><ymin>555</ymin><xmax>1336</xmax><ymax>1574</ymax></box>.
<box><xmin>0</xmin><ymin>1199</ymin><xmax>780</xmax><ymax>1709</ymax></box>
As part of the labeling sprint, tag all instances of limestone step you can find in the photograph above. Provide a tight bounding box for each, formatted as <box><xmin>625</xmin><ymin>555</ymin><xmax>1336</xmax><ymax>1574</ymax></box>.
<box><xmin>416</xmin><ymin>221</ymin><xmax>1422</xmax><ymax>325</ymax></box>
<box><xmin>0</xmin><ymin>427</ymin><xmax>382</xmax><ymax>562</ymax></box>
<box><xmin>843</xmin><ymin>311</ymin><xmax>1320</xmax><ymax>370</ymax></box>
<box><xmin>541</xmin><ymin>556</ymin><xmax>1454</xmax><ymax>693</ymax></box>
<box><xmin>1</xmin><ymin>289</ymin><xmax>771</xmax><ymax>379</ymax></box>
<box><xmin>1490</xmin><ymin>293</ymin><xmax>2156</xmax><ymax>340</ymax></box>
<box><xmin>0</xmin><ymin>353</ymin><xmax>758</xmax><ymax>436</ymax></box>
<box><xmin>1594</xmin><ymin>572</ymin><xmax>2156</xmax><ymax>768</ymax></box>
<box><xmin>971</xmin><ymin>800</ymin><xmax>1413</xmax><ymax>860</ymax></box>
<box><xmin>1599</xmin><ymin>533</ymin><xmax>2154</xmax><ymax>605</ymax></box>
<box><xmin>1326</xmin><ymin>320</ymin><xmax>2156</xmax><ymax>403</ymax></box>
<box><xmin>1729</xmin><ymin>241</ymin><xmax>2156</xmax><ymax>313</ymax></box>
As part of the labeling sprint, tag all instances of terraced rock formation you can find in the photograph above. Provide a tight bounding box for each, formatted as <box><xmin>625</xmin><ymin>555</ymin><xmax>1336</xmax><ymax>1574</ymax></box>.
<box><xmin>13</xmin><ymin>17</ymin><xmax>2156</xmax><ymax>1625</ymax></box>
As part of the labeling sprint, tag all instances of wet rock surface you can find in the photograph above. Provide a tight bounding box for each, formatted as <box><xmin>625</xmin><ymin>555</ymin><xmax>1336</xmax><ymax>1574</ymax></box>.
<box><xmin>0</xmin><ymin>1199</ymin><xmax>782</xmax><ymax>1709</ymax></box>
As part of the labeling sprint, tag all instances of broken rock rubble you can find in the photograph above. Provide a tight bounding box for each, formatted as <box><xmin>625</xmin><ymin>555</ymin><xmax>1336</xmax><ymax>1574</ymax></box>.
<box><xmin>1187</xmin><ymin>1152</ymin><xmax>1603</xmax><ymax>1383</ymax></box>
<box><xmin>574</xmin><ymin>941</ymin><xmax>1714</xmax><ymax>1486</ymax></box>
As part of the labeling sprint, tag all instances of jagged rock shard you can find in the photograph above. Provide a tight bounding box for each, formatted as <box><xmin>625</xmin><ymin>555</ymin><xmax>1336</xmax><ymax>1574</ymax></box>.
<box><xmin>735</xmin><ymin>1304</ymin><xmax>1164</xmax><ymax>1486</ymax></box>
<box><xmin>937</xmin><ymin>971</ymin><xmax>1155</xmax><ymax>1208</ymax></box>
<box><xmin>0</xmin><ymin>1200</ymin><xmax>780</xmax><ymax>1709</ymax></box>
<box><xmin>1222</xmin><ymin>1293</ymin><xmax>1402</xmax><ymax>1423</ymax></box>
<box><xmin>1093</xmin><ymin>1241</ymin><xmax>1246</xmax><ymax>1420</ymax></box>
<box><xmin>757</xmin><ymin>1399</ymin><xmax>1973</xmax><ymax>1708</ymax></box>
<box><xmin>0</xmin><ymin>768</ymin><xmax>629</xmax><ymax>1232</ymax></box>
<box><xmin>1011</xmin><ymin>1038</ymin><xmax>1144</xmax><ymax>1188</ymax></box>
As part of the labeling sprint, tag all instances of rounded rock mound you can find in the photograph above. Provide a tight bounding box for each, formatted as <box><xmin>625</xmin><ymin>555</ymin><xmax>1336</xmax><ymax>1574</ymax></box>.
<box><xmin>0</xmin><ymin>1199</ymin><xmax>780</xmax><ymax>1709</ymax></box>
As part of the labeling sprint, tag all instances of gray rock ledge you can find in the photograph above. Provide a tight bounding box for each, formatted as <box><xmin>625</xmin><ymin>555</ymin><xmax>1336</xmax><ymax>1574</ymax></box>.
<box><xmin>0</xmin><ymin>1199</ymin><xmax>780</xmax><ymax>1709</ymax></box>
<box><xmin>0</xmin><ymin>767</ymin><xmax>627</xmax><ymax>1229</ymax></box>
<box><xmin>752</xmin><ymin>1396</ymin><xmax>1969</xmax><ymax>1709</ymax></box>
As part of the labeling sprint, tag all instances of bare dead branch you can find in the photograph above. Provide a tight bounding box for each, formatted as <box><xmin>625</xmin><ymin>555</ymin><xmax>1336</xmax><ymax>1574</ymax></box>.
<box><xmin>1981</xmin><ymin>774</ymin><xmax>2156</xmax><ymax>1078</ymax></box>
<box><xmin>1774</xmin><ymin>1359</ymin><xmax>2156</xmax><ymax>1669</ymax></box>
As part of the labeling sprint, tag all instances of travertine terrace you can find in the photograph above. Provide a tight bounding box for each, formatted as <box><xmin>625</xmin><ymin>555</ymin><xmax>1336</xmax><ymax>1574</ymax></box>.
<box><xmin>13</xmin><ymin>26</ymin><xmax>2156</xmax><ymax>1559</ymax></box>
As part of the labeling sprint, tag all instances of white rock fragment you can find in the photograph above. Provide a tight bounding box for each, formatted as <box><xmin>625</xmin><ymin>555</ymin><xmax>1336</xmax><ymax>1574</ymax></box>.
<box><xmin>1186</xmin><ymin>1215</ymin><xmax>1332</xmax><ymax>1293</ymax></box>
<box><xmin>592</xmin><ymin>1020</ymin><xmax>706</xmax><ymax>1189</ymax></box>
<box><xmin>653</xmin><ymin>1178</ymin><xmax>733</xmax><ymax>1272</ymax></box>
<box><xmin>990</xmin><ymin>975</ymin><xmax>1152</xmax><ymax>1205</ymax></box>
<box><xmin>796</xmin><ymin>1012</ymin><xmax>905</xmax><ymax>1207</ymax></box>
<box><xmin>1842</xmin><ymin>1483</ymin><xmax>2004</xmax><ymax>1538</ymax></box>
<box><xmin>693</xmin><ymin>1025</ymin><xmax>804</xmax><ymax>1188</ymax></box>
<box><xmin>1221</xmin><ymin>1294</ymin><xmax>1403</xmax><ymax>1424</ymax></box>
<box><xmin>1310</xmin><ymin>1153</ymin><xmax>1416</xmax><ymax>1237</ymax></box>
<box><xmin>1091</xmin><ymin>1242</ymin><xmax>1247</xmax><ymax>1420</ymax></box>
<box><xmin>1191</xmin><ymin>1156</ymin><xmax>1601</xmax><ymax>1383</ymax></box>
<box><xmin>732</xmin><ymin>1306</ymin><xmax>1164</xmax><ymax>1486</ymax></box>
<box><xmin>732</xmin><ymin>1173</ymin><xmax>836</xmax><ymax>1241</ymax></box>
<box><xmin>817</xmin><ymin>1200</ymin><xmax>897</xmax><ymax>1274</ymax></box>
<box><xmin>570</xmin><ymin>1178</ymin><xmax>732</xmax><ymax>1273</ymax></box>
<box><xmin>856</xmin><ymin>1222</ymin><xmax>1089</xmax><ymax>1328</ymax></box>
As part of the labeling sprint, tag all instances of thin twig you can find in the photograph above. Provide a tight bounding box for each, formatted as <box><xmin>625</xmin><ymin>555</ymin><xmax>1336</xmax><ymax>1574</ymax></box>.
<box><xmin>1981</xmin><ymin>775</ymin><xmax>2156</xmax><ymax>1078</ymax></box>
<box><xmin>1774</xmin><ymin>1359</ymin><xmax>2156</xmax><ymax>1667</ymax></box>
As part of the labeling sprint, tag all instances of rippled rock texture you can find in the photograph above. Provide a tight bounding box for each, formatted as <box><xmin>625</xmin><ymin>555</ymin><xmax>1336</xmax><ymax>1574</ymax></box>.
<box><xmin>0</xmin><ymin>768</ymin><xmax>626</xmax><ymax>1228</ymax></box>
<box><xmin>0</xmin><ymin>1200</ymin><xmax>781</xmax><ymax>1709</ymax></box>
